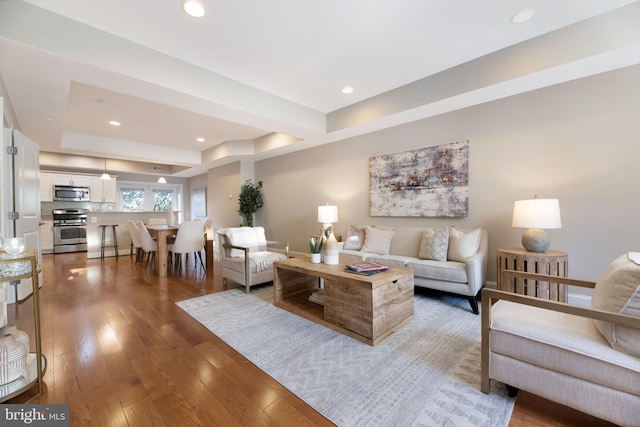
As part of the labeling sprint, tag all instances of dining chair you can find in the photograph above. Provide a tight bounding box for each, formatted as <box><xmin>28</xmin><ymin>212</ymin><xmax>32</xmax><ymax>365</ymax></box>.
<box><xmin>127</xmin><ymin>220</ymin><xmax>144</xmax><ymax>264</ymax></box>
<box><xmin>169</xmin><ymin>220</ymin><xmax>206</xmax><ymax>274</ymax></box>
<box><xmin>135</xmin><ymin>220</ymin><xmax>158</xmax><ymax>271</ymax></box>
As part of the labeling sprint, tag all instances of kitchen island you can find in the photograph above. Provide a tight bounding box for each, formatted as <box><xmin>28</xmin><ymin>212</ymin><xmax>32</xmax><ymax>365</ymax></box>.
<box><xmin>86</xmin><ymin>211</ymin><xmax>176</xmax><ymax>259</ymax></box>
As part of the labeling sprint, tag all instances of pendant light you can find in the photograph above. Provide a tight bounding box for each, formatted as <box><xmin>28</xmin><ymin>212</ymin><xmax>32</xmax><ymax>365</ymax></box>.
<box><xmin>157</xmin><ymin>177</ymin><xmax>167</xmax><ymax>183</ymax></box>
<box><xmin>100</xmin><ymin>158</ymin><xmax>111</xmax><ymax>180</ymax></box>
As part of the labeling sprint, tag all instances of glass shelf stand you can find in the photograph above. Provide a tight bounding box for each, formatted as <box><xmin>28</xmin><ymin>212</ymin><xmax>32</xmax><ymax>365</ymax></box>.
<box><xmin>0</xmin><ymin>249</ymin><xmax>46</xmax><ymax>402</ymax></box>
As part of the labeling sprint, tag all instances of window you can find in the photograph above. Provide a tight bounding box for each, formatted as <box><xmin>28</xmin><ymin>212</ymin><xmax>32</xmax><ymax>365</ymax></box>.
<box><xmin>122</xmin><ymin>188</ymin><xmax>145</xmax><ymax>211</ymax></box>
<box><xmin>118</xmin><ymin>181</ymin><xmax>183</xmax><ymax>216</ymax></box>
<box><xmin>153</xmin><ymin>189</ymin><xmax>173</xmax><ymax>212</ymax></box>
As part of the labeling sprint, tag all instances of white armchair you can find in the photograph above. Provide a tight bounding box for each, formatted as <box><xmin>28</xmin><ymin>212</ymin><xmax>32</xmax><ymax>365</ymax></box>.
<box><xmin>217</xmin><ymin>227</ymin><xmax>287</xmax><ymax>293</ymax></box>
<box><xmin>481</xmin><ymin>253</ymin><xmax>640</xmax><ymax>426</ymax></box>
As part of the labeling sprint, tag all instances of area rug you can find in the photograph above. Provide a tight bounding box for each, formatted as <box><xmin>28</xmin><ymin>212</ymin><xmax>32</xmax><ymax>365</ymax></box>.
<box><xmin>177</xmin><ymin>288</ymin><xmax>515</xmax><ymax>426</ymax></box>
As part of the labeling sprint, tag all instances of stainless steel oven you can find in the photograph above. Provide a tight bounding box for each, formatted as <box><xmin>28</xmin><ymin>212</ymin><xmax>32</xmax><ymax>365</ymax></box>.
<box><xmin>53</xmin><ymin>208</ymin><xmax>88</xmax><ymax>253</ymax></box>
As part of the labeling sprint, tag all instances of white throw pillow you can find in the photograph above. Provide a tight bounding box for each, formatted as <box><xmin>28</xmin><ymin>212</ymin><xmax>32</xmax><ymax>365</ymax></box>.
<box><xmin>447</xmin><ymin>226</ymin><xmax>481</xmax><ymax>262</ymax></box>
<box><xmin>343</xmin><ymin>225</ymin><xmax>366</xmax><ymax>250</ymax></box>
<box><xmin>419</xmin><ymin>228</ymin><xmax>449</xmax><ymax>261</ymax></box>
<box><xmin>361</xmin><ymin>226</ymin><xmax>395</xmax><ymax>255</ymax></box>
<box><xmin>591</xmin><ymin>253</ymin><xmax>640</xmax><ymax>358</ymax></box>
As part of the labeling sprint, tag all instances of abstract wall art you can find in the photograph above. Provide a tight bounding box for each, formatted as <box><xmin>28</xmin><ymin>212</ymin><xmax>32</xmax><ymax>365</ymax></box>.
<box><xmin>369</xmin><ymin>141</ymin><xmax>469</xmax><ymax>217</ymax></box>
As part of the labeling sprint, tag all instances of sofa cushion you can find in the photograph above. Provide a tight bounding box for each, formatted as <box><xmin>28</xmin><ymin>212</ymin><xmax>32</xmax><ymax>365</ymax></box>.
<box><xmin>591</xmin><ymin>253</ymin><xmax>640</xmax><ymax>358</ymax></box>
<box><xmin>491</xmin><ymin>300</ymin><xmax>640</xmax><ymax>396</ymax></box>
<box><xmin>338</xmin><ymin>249</ymin><xmax>371</xmax><ymax>261</ymax></box>
<box><xmin>343</xmin><ymin>225</ymin><xmax>366</xmax><ymax>250</ymax></box>
<box><xmin>406</xmin><ymin>259</ymin><xmax>468</xmax><ymax>283</ymax></box>
<box><xmin>361</xmin><ymin>226</ymin><xmax>395</xmax><ymax>255</ymax></box>
<box><xmin>419</xmin><ymin>227</ymin><xmax>449</xmax><ymax>261</ymax></box>
<box><xmin>225</xmin><ymin>227</ymin><xmax>267</xmax><ymax>257</ymax></box>
<box><xmin>447</xmin><ymin>226</ymin><xmax>481</xmax><ymax>262</ymax></box>
<box><xmin>387</xmin><ymin>227</ymin><xmax>423</xmax><ymax>257</ymax></box>
<box><xmin>364</xmin><ymin>255</ymin><xmax>415</xmax><ymax>267</ymax></box>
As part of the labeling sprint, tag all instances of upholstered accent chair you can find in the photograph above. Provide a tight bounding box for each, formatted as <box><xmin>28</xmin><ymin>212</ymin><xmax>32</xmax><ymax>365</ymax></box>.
<box><xmin>217</xmin><ymin>227</ymin><xmax>287</xmax><ymax>293</ymax></box>
<box><xmin>481</xmin><ymin>254</ymin><xmax>640</xmax><ymax>426</ymax></box>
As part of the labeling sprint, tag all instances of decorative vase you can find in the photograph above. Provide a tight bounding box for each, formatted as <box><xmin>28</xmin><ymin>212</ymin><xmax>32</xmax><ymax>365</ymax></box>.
<box><xmin>0</xmin><ymin>326</ymin><xmax>29</xmax><ymax>385</ymax></box>
<box><xmin>323</xmin><ymin>231</ymin><xmax>339</xmax><ymax>265</ymax></box>
<box><xmin>310</xmin><ymin>253</ymin><xmax>321</xmax><ymax>264</ymax></box>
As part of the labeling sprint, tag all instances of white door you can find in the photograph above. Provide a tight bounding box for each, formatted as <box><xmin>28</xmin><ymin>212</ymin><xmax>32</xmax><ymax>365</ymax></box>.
<box><xmin>4</xmin><ymin>130</ymin><xmax>41</xmax><ymax>302</ymax></box>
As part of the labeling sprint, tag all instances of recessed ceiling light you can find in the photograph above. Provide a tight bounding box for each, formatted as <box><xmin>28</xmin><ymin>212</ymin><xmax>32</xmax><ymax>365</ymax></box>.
<box><xmin>183</xmin><ymin>1</ymin><xmax>205</xmax><ymax>18</ymax></box>
<box><xmin>512</xmin><ymin>8</ymin><xmax>535</xmax><ymax>24</ymax></box>
<box><xmin>196</xmin><ymin>137</ymin><xmax>206</xmax><ymax>142</ymax></box>
<box><xmin>108</xmin><ymin>120</ymin><xmax>121</xmax><ymax>127</ymax></box>
<box><xmin>342</xmin><ymin>86</ymin><xmax>354</xmax><ymax>94</ymax></box>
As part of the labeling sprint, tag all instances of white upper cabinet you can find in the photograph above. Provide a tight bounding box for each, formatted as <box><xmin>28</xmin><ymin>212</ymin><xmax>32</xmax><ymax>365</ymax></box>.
<box><xmin>51</xmin><ymin>173</ymin><xmax>92</xmax><ymax>187</ymax></box>
<box><xmin>88</xmin><ymin>176</ymin><xmax>117</xmax><ymax>203</ymax></box>
<box><xmin>40</xmin><ymin>172</ymin><xmax>54</xmax><ymax>202</ymax></box>
<box><xmin>41</xmin><ymin>172</ymin><xmax>117</xmax><ymax>203</ymax></box>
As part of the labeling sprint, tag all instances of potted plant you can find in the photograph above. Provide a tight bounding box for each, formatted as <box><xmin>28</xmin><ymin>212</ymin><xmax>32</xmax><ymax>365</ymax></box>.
<box><xmin>238</xmin><ymin>180</ymin><xmax>263</xmax><ymax>226</ymax></box>
<box><xmin>309</xmin><ymin>235</ymin><xmax>323</xmax><ymax>263</ymax></box>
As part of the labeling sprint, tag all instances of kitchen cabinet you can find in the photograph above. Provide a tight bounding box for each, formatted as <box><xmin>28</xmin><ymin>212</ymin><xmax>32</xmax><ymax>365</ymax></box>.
<box><xmin>39</xmin><ymin>172</ymin><xmax>54</xmax><ymax>202</ymax></box>
<box><xmin>89</xmin><ymin>176</ymin><xmax>117</xmax><ymax>203</ymax></box>
<box><xmin>39</xmin><ymin>221</ymin><xmax>53</xmax><ymax>254</ymax></box>
<box><xmin>41</xmin><ymin>172</ymin><xmax>117</xmax><ymax>203</ymax></box>
<box><xmin>51</xmin><ymin>173</ymin><xmax>92</xmax><ymax>187</ymax></box>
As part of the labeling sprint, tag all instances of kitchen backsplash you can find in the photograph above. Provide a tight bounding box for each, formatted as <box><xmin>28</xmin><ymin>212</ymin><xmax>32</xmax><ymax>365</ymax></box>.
<box><xmin>41</xmin><ymin>201</ymin><xmax>116</xmax><ymax>218</ymax></box>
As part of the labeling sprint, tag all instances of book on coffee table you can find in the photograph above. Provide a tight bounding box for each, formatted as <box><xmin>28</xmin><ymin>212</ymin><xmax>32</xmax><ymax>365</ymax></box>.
<box><xmin>345</xmin><ymin>261</ymin><xmax>390</xmax><ymax>273</ymax></box>
<box><xmin>344</xmin><ymin>268</ymin><xmax>387</xmax><ymax>276</ymax></box>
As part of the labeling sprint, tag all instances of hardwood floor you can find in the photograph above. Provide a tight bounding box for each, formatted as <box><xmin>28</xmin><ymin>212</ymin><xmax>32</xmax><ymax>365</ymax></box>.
<box><xmin>7</xmin><ymin>252</ymin><xmax>616</xmax><ymax>426</ymax></box>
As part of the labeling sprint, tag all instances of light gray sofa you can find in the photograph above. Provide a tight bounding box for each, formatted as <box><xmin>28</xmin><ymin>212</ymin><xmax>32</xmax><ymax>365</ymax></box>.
<box><xmin>338</xmin><ymin>225</ymin><xmax>488</xmax><ymax>314</ymax></box>
<box><xmin>482</xmin><ymin>254</ymin><xmax>640</xmax><ymax>426</ymax></box>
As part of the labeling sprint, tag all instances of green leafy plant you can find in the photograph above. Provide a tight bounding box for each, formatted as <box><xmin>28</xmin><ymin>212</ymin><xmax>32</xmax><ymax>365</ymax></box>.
<box><xmin>309</xmin><ymin>236</ymin><xmax>323</xmax><ymax>253</ymax></box>
<box><xmin>238</xmin><ymin>180</ymin><xmax>263</xmax><ymax>226</ymax></box>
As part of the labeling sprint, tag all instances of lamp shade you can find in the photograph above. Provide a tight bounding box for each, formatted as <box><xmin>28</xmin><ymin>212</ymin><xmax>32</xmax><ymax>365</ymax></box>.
<box><xmin>318</xmin><ymin>205</ymin><xmax>338</xmax><ymax>224</ymax></box>
<box><xmin>100</xmin><ymin>158</ymin><xmax>111</xmax><ymax>180</ymax></box>
<box><xmin>512</xmin><ymin>198</ymin><xmax>561</xmax><ymax>229</ymax></box>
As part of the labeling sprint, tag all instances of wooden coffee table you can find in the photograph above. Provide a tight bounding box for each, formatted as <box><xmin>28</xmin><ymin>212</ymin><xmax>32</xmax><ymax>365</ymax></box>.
<box><xmin>273</xmin><ymin>257</ymin><xmax>414</xmax><ymax>346</ymax></box>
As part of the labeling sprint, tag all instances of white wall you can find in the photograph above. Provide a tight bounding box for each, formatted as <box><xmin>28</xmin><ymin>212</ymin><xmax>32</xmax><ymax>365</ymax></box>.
<box><xmin>208</xmin><ymin>64</ymin><xmax>640</xmax><ymax>285</ymax></box>
<box><xmin>207</xmin><ymin>161</ymin><xmax>242</xmax><ymax>232</ymax></box>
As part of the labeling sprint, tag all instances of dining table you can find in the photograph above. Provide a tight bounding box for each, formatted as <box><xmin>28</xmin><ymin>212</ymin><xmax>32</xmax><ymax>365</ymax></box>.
<box><xmin>145</xmin><ymin>224</ymin><xmax>180</xmax><ymax>276</ymax></box>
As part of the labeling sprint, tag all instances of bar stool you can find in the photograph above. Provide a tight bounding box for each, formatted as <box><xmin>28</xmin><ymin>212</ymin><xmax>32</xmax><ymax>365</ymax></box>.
<box><xmin>99</xmin><ymin>224</ymin><xmax>119</xmax><ymax>259</ymax></box>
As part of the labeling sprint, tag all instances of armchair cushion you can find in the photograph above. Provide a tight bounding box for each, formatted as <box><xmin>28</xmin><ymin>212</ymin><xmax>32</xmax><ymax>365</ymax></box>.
<box><xmin>226</xmin><ymin>227</ymin><xmax>267</xmax><ymax>257</ymax></box>
<box><xmin>591</xmin><ymin>253</ymin><xmax>640</xmax><ymax>358</ymax></box>
<box><xmin>491</xmin><ymin>300</ymin><xmax>640</xmax><ymax>396</ymax></box>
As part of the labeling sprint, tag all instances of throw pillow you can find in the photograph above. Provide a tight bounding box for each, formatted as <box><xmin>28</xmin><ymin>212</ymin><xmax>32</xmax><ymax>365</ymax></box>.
<box><xmin>343</xmin><ymin>225</ymin><xmax>366</xmax><ymax>250</ymax></box>
<box><xmin>591</xmin><ymin>253</ymin><xmax>640</xmax><ymax>358</ymax></box>
<box><xmin>419</xmin><ymin>228</ymin><xmax>449</xmax><ymax>261</ymax></box>
<box><xmin>361</xmin><ymin>226</ymin><xmax>395</xmax><ymax>255</ymax></box>
<box><xmin>447</xmin><ymin>226</ymin><xmax>481</xmax><ymax>262</ymax></box>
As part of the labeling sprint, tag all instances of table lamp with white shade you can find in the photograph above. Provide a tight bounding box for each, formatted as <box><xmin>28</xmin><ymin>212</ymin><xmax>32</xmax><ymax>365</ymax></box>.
<box><xmin>318</xmin><ymin>204</ymin><xmax>339</xmax><ymax>265</ymax></box>
<box><xmin>512</xmin><ymin>196</ymin><xmax>562</xmax><ymax>253</ymax></box>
